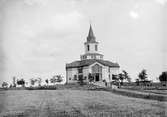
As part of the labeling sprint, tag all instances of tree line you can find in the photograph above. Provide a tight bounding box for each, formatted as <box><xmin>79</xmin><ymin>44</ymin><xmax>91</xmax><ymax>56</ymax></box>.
<box><xmin>78</xmin><ymin>69</ymin><xmax>167</xmax><ymax>86</ymax></box>
<box><xmin>1</xmin><ymin>75</ymin><xmax>63</xmax><ymax>88</ymax></box>
<box><xmin>1</xmin><ymin>70</ymin><xmax>167</xmax><ymax>88</ymax></box>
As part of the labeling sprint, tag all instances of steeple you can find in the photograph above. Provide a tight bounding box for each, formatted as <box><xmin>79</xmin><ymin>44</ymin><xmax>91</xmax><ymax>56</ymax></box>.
<box><xmin>80</xmin><ymin>24</ymin><xmax>103</xmax><ymax>60</ymax></box>
<box><xmin>87</xmin><ymin>24</ymin><xmax>96</xmax><ymax>43</ymax></box>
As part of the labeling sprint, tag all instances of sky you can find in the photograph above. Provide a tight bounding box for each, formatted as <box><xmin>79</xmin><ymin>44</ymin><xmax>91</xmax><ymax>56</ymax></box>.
<box><xmin>0</xmin><ymin>0</ymin><xmax>166</xmax><ymax>84</ymax></box>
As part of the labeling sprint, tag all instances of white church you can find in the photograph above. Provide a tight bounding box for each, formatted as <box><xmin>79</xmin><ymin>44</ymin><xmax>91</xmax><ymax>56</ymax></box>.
<box><xmin>66</xmin><ymin>25</ymin><xmax>120</xmax><ymax>83</ymax></box>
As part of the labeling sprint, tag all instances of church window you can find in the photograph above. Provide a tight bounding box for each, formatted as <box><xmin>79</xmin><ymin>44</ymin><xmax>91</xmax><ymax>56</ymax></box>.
<box><xmin>95</xmin><ymin>45</ymin><xmax>98</xmax><ymax>51</ymax></box>
<box><xmin>87</xmin><ymin>45</ymin><xmax>90</xmax><ymax>51</ymax></box>
<box><xmin>78</xmin><ymin>68</ymin><xmax>83</xmax><ymax>73</ymax></box>
<box><xmin>84</xmin><ymin>76</ymin><xmax>87</xmax><ymax>80</ymax></box>
<box><xmin>92</xmin><ymin>64</ymin><xmax>102</xmax><ymax>74</ymax></box>
<box><xmin>73</xmin><ymin>75</ymin><xmax>77</xmax><ymax>80</ymax></box>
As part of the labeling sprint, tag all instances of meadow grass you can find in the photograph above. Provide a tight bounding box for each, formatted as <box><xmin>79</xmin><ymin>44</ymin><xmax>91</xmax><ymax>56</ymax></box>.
<box><xmin>0</xmin><ymin>90</ymin><xmax>166</xmax><ymax>117</ymax></box>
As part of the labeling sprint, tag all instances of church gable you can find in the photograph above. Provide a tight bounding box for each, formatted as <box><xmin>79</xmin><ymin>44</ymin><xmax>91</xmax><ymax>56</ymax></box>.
<box><xmin>89</xmin><ymin>62</ymin><xmax>104</xmax><ymax>68</ymax></box>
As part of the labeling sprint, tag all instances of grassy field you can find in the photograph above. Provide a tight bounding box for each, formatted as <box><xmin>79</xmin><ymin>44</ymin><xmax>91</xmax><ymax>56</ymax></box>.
<box><xmin>0</xmin><ymin>90</ymin><xmax>166</xmax><ymax>117</ymax></box>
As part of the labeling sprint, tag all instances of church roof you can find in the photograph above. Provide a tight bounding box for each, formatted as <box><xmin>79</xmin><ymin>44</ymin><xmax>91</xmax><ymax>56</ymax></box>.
<box><xmin>87</xmin><ymin>24</ymin><xmax>97</xmax><ymax>43</ymax></box>
<box><xmin>66</xmin><ymin>59</ymin><xmax>120</xmax><ymax>69</ymax></box>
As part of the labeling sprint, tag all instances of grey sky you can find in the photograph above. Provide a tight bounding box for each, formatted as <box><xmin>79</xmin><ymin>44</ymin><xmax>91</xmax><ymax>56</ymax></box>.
<box><xmin>0</xmin><ymin>0</ymin><xmax>166</xmax><ymax>84</ymax></box>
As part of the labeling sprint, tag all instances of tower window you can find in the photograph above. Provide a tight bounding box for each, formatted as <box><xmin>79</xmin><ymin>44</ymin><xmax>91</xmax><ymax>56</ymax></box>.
<box><xmin>87</xmin><ymin>45</ymin><xmax>90</xmax><ymax>51</ymax></box>
<box><xmin>95</xmin><ymin>45</ymin><xmax>98</xmax><ymax>51</ymax></box>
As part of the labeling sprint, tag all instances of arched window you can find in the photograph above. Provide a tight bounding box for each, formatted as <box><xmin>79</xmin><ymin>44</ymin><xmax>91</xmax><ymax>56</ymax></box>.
<box><xmin>87</xmin><ymin>45</ymin><xmax>90</xmax><ymax>51</ymax></box>
<box><xmin>92</xmin><ymin>64</ymin><xmax>102</xmax><ymax>73</ymax></box>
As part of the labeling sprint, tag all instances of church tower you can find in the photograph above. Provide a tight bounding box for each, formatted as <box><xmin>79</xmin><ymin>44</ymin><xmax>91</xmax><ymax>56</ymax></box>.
<box><xmin>66</xmin><ymin>24</ymin><xmax>120</xmax><ymax>84</ymax></box>
<box><xmin>80</xmin><ymin>25</ymin><xmax>103</xmax><ymax>60</ymax></box>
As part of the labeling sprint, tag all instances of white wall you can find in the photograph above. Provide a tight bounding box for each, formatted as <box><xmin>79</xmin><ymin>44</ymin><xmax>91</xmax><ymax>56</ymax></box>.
<box><xmin>85</xmin><ymin>43</ymin><xmax>98</xmax><ymax>54</ymax></box>
<box><xmin>101</xmin><ymin>66</ymin><xmax>119</xmax><ymax>82</ymax></box>
<box><xmin>66</xmin><ymin>64</ymin><xmax>119</xmax><ymax>83</ymax></box>
<box><xmin>82</xmin><ymin>66</ymin><xmax>89</xmax><ymax>81</ymax></box>
<box><xmin>66</xmin><ymin>68</ymin><xmax>78</xmax><ymax>83</ymax></box>
<box><xmin>102</xmin><ymin>66</ymin><xmax>109</xmax><ymax>82</ymax></box>
<box><xmin>110</xmin><ymin>67</ymin><xmax>119</xmax><ymax>81</ymax></box>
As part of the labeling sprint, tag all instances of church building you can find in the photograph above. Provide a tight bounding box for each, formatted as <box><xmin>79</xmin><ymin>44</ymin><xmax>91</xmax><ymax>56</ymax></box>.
<box><xmin>66</xmin><ymin>25</ymin><xmax>120</xmax><ymax>83</ymax></box>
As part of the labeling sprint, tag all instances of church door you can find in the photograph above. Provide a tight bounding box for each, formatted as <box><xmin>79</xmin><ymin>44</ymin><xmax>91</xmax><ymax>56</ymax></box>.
<box><xmin>95</xmin><ymin>73</ymin><xmax>100</xmax><ymax>81</ymax></box>
<box><xmin>91</xmin><ymin>64</ymin><xmax>102</xmax><ymax>82</ymax></box>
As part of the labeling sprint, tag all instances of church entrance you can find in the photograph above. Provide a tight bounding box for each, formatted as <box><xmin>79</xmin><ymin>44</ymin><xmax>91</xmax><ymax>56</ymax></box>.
<box><xmin>91</xmin><ymin>64</ymin><xmax>102</xmax><ymax>82</ymax></box>
<box><xmin>95</xmin><ymin>73</ymin><xmax>100</xmax><ymax>81</ymax></box>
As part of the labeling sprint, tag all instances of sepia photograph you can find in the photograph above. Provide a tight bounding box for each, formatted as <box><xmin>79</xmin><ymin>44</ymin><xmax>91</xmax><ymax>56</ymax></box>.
<box><xmin>0</xmin><ymin>0</ymin><xmax>166</xmax><ymax>116</ymax></box>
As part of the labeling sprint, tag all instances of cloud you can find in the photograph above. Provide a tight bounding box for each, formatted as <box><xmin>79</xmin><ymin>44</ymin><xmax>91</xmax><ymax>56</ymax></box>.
<box><xmin>51</xmin><ymin>11</ymin><xmax>84</xmax><ymax>31</ymax></box>
<box><xmin>24</xmin><ymin>0</ymin><xmax>48</xmax><ymax>6</ymax></box>
<box><xmin>129</xmin><ymin>4</ymin><xmax>141</xmax><ymax>19</ymax></box>
<box><xmin>1</xmin><ymin>0</ymin><xmax>86</xmax><ymax>83</ymax></box>
<box><xmin>130</xmin><ymin>11</ymin><xmax>139</xmax><ymax>19</ymax></box>
<box><xmin>17</xmin><ymin>10</ymin><xmax>84</xmax><ymax>38</ymax></box>
<box><xmin>155</xmin><ymin>0</ymin><xmax>167</xmax><ymax>5</ymax></box>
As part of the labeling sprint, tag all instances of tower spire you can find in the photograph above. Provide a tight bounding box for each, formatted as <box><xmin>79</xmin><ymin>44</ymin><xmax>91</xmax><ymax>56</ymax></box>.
<box><xmin>87</xmin><ymin>24</ymin><xmax>96</xmax><ymax>42</ymax></box>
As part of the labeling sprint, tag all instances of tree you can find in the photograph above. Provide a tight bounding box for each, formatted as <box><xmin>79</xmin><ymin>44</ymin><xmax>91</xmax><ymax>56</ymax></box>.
<box><xmin>56</xmin><ymin>75</ymin><xmax>63</xmax><ymax>82</ymax></box>
<box><xmin>50</xmin><ymin>76</ymin><xmax>57</xmax><ymax>85</ymax></box>
<box><xmin>45</xmin><ymin>79</ymin><xmax>49</xmax><ymax>85</ymax></box>
<box><xmin>2</xmin><ymin>82</ymin><xmax>8</xmax><ymax>88</ymax></box>
<box><xmin>138</xmin><ymin>69</ymin><xmax>147</xmax><ymax>81</ymax></box>
<box><xmin>37</xmin><ymin>77</ymin><xmax>42</xmax><ymax>86</ymax></box>
<box><xmin>118</xmin><ymin>73</ymin><xmax>124</xmax><ymax>85</ymax></box>
<box><xmin>50</xmin><ymin>75</ymin><xmax>63</xmax><ymax>85</ymax></box>
<box><xmin>127</xmin><ymin>77</ymin><xmax>131</xmax><ymax>83</ymax></box>
<box><xmin>122</xmin><ymin>70</ymin><xmax>131</xmax><ymax>83</ymax></box>
<box><xmin>17</xmin><ymin>79</ymin><xmax>25</xmax><ymax>87</ymax></box>
<box><xmin>30</xmin><ymin>78</ymin><xmax>36</xmax><ymax>86</ymax></box>
<box><xmin>135</xmin><ymin>79</ymin><xmax>140</xmax><ymax>86</ymax></box>
<box><xmin>9</xmin><ymin>84</ymin><xmax>12</xmax><ymax>88</ymax></box>
<box><xmin>159</xmin><ymin>72</ymin><xmax>167</xmax><ymax>82</ymax></box>
<box><xmin>12</xmin><ymin>76</ymin><xmax>16</xmax><ymax>87</ymax></box>
<box><xmin>159</xmin><ymin>72</ymin><xmax>167</xmax><ymax>86</ymax></box>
